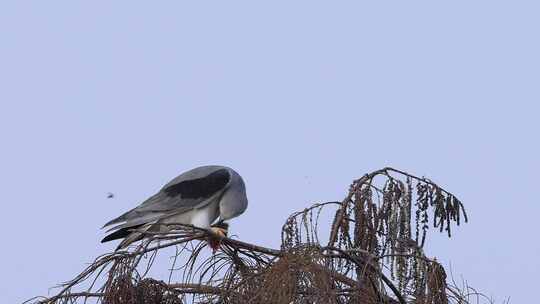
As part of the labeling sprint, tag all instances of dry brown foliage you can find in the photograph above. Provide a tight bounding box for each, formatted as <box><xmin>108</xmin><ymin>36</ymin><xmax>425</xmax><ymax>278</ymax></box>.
<box><xmin>27</xmin><ymin>167</ymin><xmax>499</xmax><ymax>304</ymax></box>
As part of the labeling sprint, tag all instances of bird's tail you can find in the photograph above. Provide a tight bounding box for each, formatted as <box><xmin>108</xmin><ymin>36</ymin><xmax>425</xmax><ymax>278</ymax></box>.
<box><xmin>101</xmin><ymin>224</ymin><xmax>150</xmax><ymax>251</ymax></box>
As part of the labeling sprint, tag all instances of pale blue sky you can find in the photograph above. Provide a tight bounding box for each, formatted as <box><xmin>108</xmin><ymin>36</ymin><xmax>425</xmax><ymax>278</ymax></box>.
<box><xmin>1</xmin><ymin>1</ymin><xmax>538</xmax><ymax>303</ymax></box>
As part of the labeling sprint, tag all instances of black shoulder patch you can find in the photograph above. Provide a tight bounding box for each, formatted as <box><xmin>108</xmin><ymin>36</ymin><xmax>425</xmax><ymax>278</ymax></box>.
<box><xmin>163</xmin><ymin>168</ymin><xmax>230</xmax><ymax>199</ymax></box>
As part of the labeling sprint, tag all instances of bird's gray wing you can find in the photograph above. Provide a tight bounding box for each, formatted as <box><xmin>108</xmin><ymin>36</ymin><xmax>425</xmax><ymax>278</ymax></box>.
<box><xmin>102</xmin><ymin>167</ymin><xmax>231</xmax><ymax>231</ymax></box>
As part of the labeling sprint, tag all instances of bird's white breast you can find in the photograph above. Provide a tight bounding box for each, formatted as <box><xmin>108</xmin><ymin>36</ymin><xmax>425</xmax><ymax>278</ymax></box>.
<box><xmin>162</xmin><ymin>200</ymin><xmax>220</xmax><ymax>229</ymax></box>
<box><xmin>190</xmin><ymin>201</ymin><xmax>220</xmax><ymax>228</ymax></box>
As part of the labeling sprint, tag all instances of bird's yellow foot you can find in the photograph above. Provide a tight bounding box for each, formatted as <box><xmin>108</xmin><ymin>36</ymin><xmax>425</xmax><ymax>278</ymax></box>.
<box><xmin>208</xmin><ymin>223</ymin><xmax>229</xmax><ymax>253</ymax></box>
<box><xmin>210</xmin><ymin>226</ymin><xmax>228</xmax><ymax>238</ymax></box>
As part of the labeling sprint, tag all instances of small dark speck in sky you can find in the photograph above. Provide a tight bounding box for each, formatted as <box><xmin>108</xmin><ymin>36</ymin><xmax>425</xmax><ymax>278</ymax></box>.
<box><xmin>107</xmin><ymin>192</ymin><xmax>115</xmax><ymax>199</ymax></box>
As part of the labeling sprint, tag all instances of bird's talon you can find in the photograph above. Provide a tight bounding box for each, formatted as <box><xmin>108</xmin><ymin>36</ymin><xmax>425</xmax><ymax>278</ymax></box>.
<box><xmin>210</xmin><ymin>227</ymin><xmax>228</xmax><ymax>238</ymax></box>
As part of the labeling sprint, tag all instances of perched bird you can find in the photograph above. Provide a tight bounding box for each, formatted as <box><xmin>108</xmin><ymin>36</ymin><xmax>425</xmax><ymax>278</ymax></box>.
<box><xmin>101</xmin><ymin>165</ymin><xmax>248</xmax><ymax>251</ymax></box>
